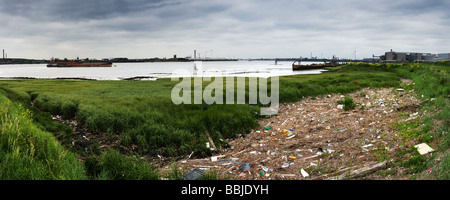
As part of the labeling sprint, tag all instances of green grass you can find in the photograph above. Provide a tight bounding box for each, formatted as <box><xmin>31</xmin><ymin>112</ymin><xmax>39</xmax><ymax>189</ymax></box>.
<box><xmin>0</xmin><ymin>61</ymin><xmax>448</xmax><ymax>180</ymax></box>
<box><xmin>0</xmin><ymin>72</ymin><xmax>400</xmax><ymax>158</ymax></box>
<box><xmin>84</xmin><ymin>150</ymin><xmax>160</xmax><ymax>180</ymax></box>
<box><xmin>0</xmin><ymin>94</ymin><xmax>86</xmax><ymax>180</ymax></box>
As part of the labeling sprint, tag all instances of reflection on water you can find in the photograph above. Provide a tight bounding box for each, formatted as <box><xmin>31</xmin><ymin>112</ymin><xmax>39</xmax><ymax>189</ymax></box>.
<box><xmin>0</xmin><ymin>61</ymin><xmax>326</xmax><ymax>80</ymax></box>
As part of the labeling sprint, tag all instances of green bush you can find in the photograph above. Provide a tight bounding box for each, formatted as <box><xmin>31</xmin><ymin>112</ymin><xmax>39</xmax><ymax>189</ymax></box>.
<box><xmin>337</xmin><ymin>96</ymin><xmax>356</xmax><ymax>111</ymax></box>
<box><xmin>61</xmin><ymin>100</ymin><xmax>79</xmax><ymax>119</ymax></box>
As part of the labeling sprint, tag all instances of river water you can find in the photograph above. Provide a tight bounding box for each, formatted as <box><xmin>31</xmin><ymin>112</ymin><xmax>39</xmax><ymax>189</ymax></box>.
<box><xmin>0</xmin><ymin>60</ymin><xmax>326</xmax><ymax>80</ymax></box>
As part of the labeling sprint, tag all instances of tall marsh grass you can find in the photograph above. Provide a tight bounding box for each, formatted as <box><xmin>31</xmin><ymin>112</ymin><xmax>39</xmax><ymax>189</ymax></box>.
<box><xmin>0</xmin><ymin>95</ymin><xmax>86</xmax><ymax>180</ymax></box>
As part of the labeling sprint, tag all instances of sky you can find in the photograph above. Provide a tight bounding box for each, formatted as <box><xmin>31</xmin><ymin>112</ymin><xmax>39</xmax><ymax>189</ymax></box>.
<box><xmin>0</xmin><ymin>0</ymin><xmax>449</xmax><ymax>59</ymax></box>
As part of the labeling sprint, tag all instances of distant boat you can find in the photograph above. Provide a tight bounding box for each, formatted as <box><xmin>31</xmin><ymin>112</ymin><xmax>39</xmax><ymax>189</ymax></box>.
<box><xmin>47</xmin><ymin>60</ymin><xmax>113</xmax><ymax>67</ymax></box>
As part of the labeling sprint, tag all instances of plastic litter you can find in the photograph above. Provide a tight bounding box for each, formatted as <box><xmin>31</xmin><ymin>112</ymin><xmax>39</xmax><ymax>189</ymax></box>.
<box><xmin>300</xmin><ymin>169</ymin><xmax>309</xmax><ymax>178</ymax></box>
<box><xmin>184</xmin><ymin>169</ymin><xmax>205</xmax><ymax>180</ymax></box>
<box><xmin>220</xmin><ymin>160</ymin><xmax>251</xmax><ymax>172</ymax></box>
<box><xmin>414</xmin><ymin>143</ymin><xmax>434</xmax><ymax>155</ymax></box>
<box><xmin>282</xmin><ymin>163</ymin><xmax>290</xmax><ymax>168</ymax></box>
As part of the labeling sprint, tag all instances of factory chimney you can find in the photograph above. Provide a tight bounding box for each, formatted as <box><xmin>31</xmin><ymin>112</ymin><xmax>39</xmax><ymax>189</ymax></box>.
<box><xmin>194</xmin><ymin>50</ymin><xmax>197</xmax><ymax>59</ymax></box>
<box><xmin>2</xmin><ymin>49</ymin><xmax>4</xmax><ymax>60</ymax></box>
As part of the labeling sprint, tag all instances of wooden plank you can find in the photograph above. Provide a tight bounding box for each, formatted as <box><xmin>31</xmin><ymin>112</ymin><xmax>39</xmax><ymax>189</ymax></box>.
<box><xmin>323</xmin><ymin>161</ymin><xmax>387</xmax><ymax>180</ymax></box>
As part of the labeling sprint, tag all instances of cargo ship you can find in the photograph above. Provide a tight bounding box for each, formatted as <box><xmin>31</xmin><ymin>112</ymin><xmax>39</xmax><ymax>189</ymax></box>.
<box><xmin>47</xmin><ymin>59</ymin><xmax>113</xmax><ymax>67</ymax></box>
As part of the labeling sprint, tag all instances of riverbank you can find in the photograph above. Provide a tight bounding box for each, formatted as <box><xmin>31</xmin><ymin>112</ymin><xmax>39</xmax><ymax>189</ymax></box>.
<box><xmin>0</xmin><ymin>62</ymin><xmax>448</xmax><ymax>180</ymax></box>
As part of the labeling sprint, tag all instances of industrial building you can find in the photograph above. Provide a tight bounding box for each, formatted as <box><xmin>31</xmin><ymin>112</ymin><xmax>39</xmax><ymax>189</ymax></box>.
<box><xmin>437</xmin><ymin>53</ymin><xmax>450</xmax><ymax>61</ymax></box>
<box><xmin>383</xmin><ymin>49</ymin><xmax>448</xmax><ymax>62</ymax></box>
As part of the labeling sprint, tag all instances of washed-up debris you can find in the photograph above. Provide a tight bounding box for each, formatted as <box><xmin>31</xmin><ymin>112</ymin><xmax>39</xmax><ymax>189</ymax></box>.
<box><xmin>219</xmin><ymin>160</ymin><xmax>251</xmax><ymax>172</ymax></box>
<box><xmin>414</xmin><ymin>143</ymin><xmax>434</xmax><ymax>155</ymax></box>
<box><xmin>175</xmin><ymin>81</ymin><xmax>423</xmax><ymax>180</ymax></box>
<box><xmin>184</xmin><ymin>169</ymin><xmax>205</xmax><ymax>180</ymax></box>
<box><xmin>300</xmin><ymin>169</ymin><xmax>309</xmax><ymax>178</ymax></box>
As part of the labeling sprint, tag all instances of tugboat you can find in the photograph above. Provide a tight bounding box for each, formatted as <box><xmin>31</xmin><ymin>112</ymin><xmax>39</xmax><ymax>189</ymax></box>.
<box><xmin>47</xmin><ymin>58</ymin><xmax>112</xmax><ymax>67</ymax></box>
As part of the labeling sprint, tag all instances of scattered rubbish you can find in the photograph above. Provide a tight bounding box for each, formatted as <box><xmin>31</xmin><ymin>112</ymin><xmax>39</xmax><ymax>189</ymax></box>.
<box><xmin>300</xmin><ymin>169</ymin><xmax>309</xmax><ymax>178</ymax></box>
<box><xmin>286</xmin><ymin>134</ymin><xmax>296</xmax><ymax>139</ymax></box>
<box><xmin>183</xmin><ymin>169</ymin><xmax>205</xmax><ymax>180</ymax></box>
<box><xmin>323</xmin><ymin>149</ymin><xmax>335</xmax><ymax>153</ymax></box>
<box><xmin>176</xmin><ymin>84</ymin><xmax>423</xmax><ymax>180</ymax></box>
<box><xmin>219</xmin><ymin>160</ymin><xmax>251</xmax><ymax>172</ymax></box>
<box><xmin>362</xmin><ymin>144</ymin><xmax>373</xmax><ymax>148</ymax></box>
<box><xmin>427</xmin><ymin>168</ymin><xmax>432</xmax><ymax>173</ymax></box>
<box><xmin>414</xmin><ymin>143</ymin><xmax>434</xmax><ymax>155</ymax></box>
<box><xmin>397</xmin><ymin>88</ymin><xmax>405</xmax><ymax>92</ymax></box>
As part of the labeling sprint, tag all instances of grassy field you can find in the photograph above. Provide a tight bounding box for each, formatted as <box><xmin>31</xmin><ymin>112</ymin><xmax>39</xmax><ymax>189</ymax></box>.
<box><xmin>0</xmin><ymin>62</ymin><xmax>448</xmax><ymax>180</ymax></box>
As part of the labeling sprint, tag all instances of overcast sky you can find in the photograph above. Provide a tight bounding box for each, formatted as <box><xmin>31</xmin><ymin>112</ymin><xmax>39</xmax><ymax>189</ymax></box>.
<box><xmin>1</xmin><ymin>0</ymin><xmax>449</xmax><ymax>59</ymax></box>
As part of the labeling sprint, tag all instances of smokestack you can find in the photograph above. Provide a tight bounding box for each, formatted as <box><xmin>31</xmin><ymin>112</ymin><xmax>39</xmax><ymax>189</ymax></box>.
<box><xmin>194</xmin><ymin>50</ymin><xmax>196</xmax><ymax>59</ymax></box>
<box><xmin>2</xmin><ymin>49</ymin><xmax>4</xmax><ymax>59</ymax></box>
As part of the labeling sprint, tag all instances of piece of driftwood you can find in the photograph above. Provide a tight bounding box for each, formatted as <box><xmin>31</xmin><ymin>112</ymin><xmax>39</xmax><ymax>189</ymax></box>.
<box><xmin>329</xmin><ymin>161</ymin><xmax>387</xmax><ymax>180</ymax></box>
<box><xmin>315</xmin><ymin>161</ymin><xmax>387</xmax><ymax>180</ymax></box>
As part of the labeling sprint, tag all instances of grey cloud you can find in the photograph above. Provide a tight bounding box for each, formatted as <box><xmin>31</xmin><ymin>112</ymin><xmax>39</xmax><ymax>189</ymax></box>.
<box><xmin>0</xmin><ymin>0</ymin><xmax>449</xmax><ymax>59</ymax></box>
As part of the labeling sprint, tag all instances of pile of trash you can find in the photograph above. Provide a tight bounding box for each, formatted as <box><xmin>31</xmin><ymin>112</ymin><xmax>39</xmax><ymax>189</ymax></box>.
<box><xmin>176</xmin><ymin>82</ymin><xmax>429</xmax><ymax>180</ymax></box>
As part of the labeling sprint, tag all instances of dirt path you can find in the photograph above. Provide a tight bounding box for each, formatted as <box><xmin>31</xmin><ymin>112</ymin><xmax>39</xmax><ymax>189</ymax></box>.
<box><xmin>176</xmin><ymin>80</ymin><xmax>425</xmax><ymax>180</ymax></box>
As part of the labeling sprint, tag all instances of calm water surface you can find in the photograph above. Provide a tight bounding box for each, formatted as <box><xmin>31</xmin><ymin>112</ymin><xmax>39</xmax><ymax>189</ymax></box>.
<box><xmin>0</xmin><ymin>61</ymin><xmax>326</xmax><ymax>80</ymax></box>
